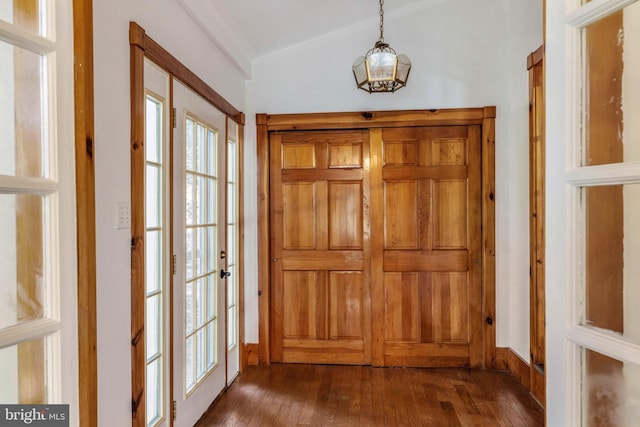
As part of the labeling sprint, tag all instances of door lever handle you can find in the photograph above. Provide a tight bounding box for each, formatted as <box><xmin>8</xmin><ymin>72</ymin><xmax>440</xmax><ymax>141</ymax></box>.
<box><xmin>220</xmin><ymin>269</ymin><xmax>231</xmax><ymax>279</ymax></box>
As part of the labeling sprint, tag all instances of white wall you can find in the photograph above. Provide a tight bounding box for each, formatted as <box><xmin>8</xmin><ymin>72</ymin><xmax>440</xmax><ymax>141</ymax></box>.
<box><xmin>244</xmin><ymin>0</ymin><xmax>542</xmax><ymax>360</ymax></box>
<box><xmin>93</xmin><ymin>0</ymin><xmax>542</xmax><ymax>422</ymax></box>
<box><xmin>504</xmin><ymin>0</ymin><xmax>542</xmax><ymax>361</ymax></box>
<box><xmin>92</xmin><ymin>1</ymin><xmax>246</xmax><ymax>425</ymax></box>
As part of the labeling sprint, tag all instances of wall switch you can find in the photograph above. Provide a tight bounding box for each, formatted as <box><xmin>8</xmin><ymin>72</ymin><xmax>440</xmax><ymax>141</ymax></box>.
<box><xmin>117</xmin><ymin>201</ymin><xmax>131</xmax><ymax>229</ymax></box>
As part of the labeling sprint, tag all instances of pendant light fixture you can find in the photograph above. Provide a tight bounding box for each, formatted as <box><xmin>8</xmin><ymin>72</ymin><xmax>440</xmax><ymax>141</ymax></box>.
<box><xmin>352</xmin><ymin>0</ymin><xmax>411</xmax><ymax>93</ymax></box>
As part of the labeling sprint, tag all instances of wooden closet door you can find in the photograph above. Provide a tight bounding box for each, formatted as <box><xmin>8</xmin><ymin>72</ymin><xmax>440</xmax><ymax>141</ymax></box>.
<box><xmin>371</xmin><ymin>126</ymin><xmax>483</xmax><ymax>367</ymax></box>
<box><xmin>270</xmin><ymin>130</ymin><xmax>372</xmax><ymax>364</ymax></box>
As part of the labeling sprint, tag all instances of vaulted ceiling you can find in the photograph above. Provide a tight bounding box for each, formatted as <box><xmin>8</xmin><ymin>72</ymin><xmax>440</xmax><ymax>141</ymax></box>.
<box><xmin>175</xmin><ymin>0</ymin><xmax>447</xmax><ymax>77</ymax></box>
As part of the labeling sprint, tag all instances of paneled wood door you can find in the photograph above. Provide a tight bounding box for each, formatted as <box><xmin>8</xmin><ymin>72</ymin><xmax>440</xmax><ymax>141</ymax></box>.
<box><xmin>270</xmin><ymin>125</ymin><xmax>482</xmax><ymax>367</ymax></box>
<box><xmin>270</xmin><ymin>130</ymin><xmax>372</xmax><ymax>364</ymax></box>
<box><xmin>371</xmin><ymin>126</ymin><xmax>482</xmax><ymax>367</ymax></box>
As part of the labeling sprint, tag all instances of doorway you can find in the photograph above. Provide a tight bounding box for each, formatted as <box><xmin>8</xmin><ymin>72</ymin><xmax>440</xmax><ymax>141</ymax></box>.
<box><xmin>257</xmin><ymin>108</ymin><xmax>496</xmax><ymax>368</ymax></box>
<box><xmin>171</xmin><ymin>79</ymin><xmax>230</xmax><ymax>426</ymax></box>
<box><xmin>130</xmin><ymin>23</ymin><xmax>245</xmax><ymax>427</ymax></box>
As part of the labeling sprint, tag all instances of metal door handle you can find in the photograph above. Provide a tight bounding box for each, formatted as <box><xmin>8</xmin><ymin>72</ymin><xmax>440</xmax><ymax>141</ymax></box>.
<box><xmin>220</xmin><ymin>269</ymin><xmax>231</xmax><ymax>279</ymax></box>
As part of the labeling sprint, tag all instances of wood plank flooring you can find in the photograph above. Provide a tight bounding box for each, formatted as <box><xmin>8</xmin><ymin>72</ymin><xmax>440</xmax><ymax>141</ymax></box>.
<box><xmin>195</xmin><ymin>364</ymin><xmax>544</xmax><ymax>426</ymax></box>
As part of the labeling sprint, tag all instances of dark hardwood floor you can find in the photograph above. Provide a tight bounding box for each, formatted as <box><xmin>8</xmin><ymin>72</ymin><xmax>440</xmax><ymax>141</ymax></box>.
<box><xmin>195</xmin><ymin>364</ymin><xmax>544</xmax><ymax>426</ymax></box>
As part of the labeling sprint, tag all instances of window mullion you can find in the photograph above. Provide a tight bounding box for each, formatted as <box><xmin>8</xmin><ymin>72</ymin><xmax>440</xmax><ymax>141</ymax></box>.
<box><xmin>0</xmin><ymin>20</ymin><xmax>55</xmax><ymax>54</ymax></box>
<box><xmin>567</xmin><ymin>325</ymin><xmax>640</xmax><ymax>365</ymax></box>
<box><xmin>0</xmin><ymin>319</ymin><xmax>61</xmax><ymax>349</ymax></box>
<box><xmin>566</xmin><ymin>0</ymin><xmax>636</xmax><ymax>27</ymax></box>
<box><xmin>0</xmin><ymin>175</ymin><xmax>59</xmax><ymax>194</ymax></box>
<box><xmin>566</xmin><ymin>161</ymin><xmax>640</xmax><ymax>186</ymax></box>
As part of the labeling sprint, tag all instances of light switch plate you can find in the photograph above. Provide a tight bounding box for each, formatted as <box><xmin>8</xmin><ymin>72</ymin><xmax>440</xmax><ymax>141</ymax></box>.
<box><xmin>117</xmin><ymin>201</ymin><xmax>131</xmax><ymax>229</ymax></box>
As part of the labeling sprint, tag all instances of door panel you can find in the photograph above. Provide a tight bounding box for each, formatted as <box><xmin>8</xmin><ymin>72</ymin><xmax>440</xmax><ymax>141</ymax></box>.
<box><xmin>329</xmin><ymin>271</ymin><xmax>364</xmax><ymax>339</ymax></box>
<box><xmin>433</xmin><ymin>180</ymin><xmax>467</xmax><ymax>249</ymax></box>
<box><xmin>374</xmin><ymin>125</ymin><xmax>482</xmax><ymax>368</ymax></box>
<box><xmin>271</xmin><ymin>131</ymin><xmax>371</xmax><ymax>365</ymax></box>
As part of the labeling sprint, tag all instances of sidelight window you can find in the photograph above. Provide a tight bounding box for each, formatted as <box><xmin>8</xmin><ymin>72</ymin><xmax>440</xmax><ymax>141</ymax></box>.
<box><xmin>145</xmin><ymin>93</ymin><xmax>166</xmax><ymax>426</ymax></box>
<box><xmin>227</xmin><ymin>131</ymin><xmax>239</xmax><ymax>351</ymax></box>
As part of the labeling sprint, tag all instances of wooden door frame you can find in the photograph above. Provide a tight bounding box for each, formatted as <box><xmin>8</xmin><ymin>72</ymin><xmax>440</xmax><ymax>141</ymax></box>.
<box><xmin>528</xmin><ymin>44</ymin><xmax>546</xmax><ymax>407</ymax></box>
<box><xmin>73</xmin><ymin>0</ymin><xmax>97</xmax><ymax>424</ymax></box>
<box><xmin>256</xmin><ymin>107</ymin><xmax>497</xmax><ymax>368</ymax></box>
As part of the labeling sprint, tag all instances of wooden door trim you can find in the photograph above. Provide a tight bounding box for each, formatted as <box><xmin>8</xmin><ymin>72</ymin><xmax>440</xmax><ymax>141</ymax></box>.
<box><xmin>482</xmin><ymin>107</ymin><xmax>497</xmax><ymax>369</ymax></box>
<box><xmin>130</xmin><ymin>30</ymin><xmax>146</xmax><ymax>427</ymax></box>
<box><xmin>129</xmin><ymin>22</ymin><xmax>244</xmax><ymax>125</ymax></box>
<box><xmin>528</xmin><ymin>45</ymin><xmax>546</xmax><ymax>407</ymax></box>
<box><xmin>73</xmin><ymin>0</ymin><xmax>97</xmax><ymax>424</ymax></box>
<box><xmin>257</xmin><ymin>108</ymin><xmax>496</xmax><ymax>367</ymax></box>
<box><xmin>262</xmin><ymin>108</ymin><xmax>486</xmax><ymax>131</ymax></box>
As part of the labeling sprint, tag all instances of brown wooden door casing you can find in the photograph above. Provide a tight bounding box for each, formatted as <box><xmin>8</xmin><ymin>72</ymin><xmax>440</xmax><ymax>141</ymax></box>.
<box><xmin>528</xmin><ymin>44</ymin><xmax>546</xmax><ymax>407</ymax></box>
<box><xmin>257</xmin><ymin>108</ymin><xmax>496</xmax><ymax>369</ymax></box>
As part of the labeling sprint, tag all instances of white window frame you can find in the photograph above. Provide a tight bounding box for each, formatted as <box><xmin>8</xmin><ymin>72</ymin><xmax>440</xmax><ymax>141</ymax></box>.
<box><xmin>546</xmin><ymin>0</ymin><xmax>640</xmax><ymax>424</ymax></box>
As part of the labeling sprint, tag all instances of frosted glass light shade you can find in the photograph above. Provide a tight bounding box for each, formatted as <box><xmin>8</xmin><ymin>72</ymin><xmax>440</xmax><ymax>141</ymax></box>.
<box><xmin>352</xmin><ymin>43</ymin><xmax>411</xmax><ymax>93</ymax></box>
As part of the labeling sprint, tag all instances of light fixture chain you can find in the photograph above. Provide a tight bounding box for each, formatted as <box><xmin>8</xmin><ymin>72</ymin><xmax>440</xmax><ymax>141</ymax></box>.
<box><xmin>379</xmin><ymin>0</ymin><xmax>384</xmax><ymax>42</ymax></box>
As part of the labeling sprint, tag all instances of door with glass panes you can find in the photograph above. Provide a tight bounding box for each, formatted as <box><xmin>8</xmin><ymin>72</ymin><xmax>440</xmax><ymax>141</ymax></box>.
<box><xmin>546</xmin><ymin>1</ymin><xmax>640</xmax><ymax>425</ymax></box>
<box><xmin>141</xmin><ymin>57</ymin><xmax>241</xmax><ymax>427</ymax></box>
<box><xmin>171</xmin><ymin>80</ymin><xmax>235</xmax><ymax>427</ymax></box>
<box><xmin>0</xmin><ymin>0</ymin><xmax>77</xmax><ymax>420</ymax></box>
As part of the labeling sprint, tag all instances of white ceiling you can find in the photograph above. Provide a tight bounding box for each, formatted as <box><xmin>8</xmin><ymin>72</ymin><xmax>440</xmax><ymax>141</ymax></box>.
<box><xmin>176</xmin><ymin>0</ymin><xmax>444</xmax><ymax>76</ymax></box>
<box><xmin>211</xmin><ymin>0</ymin><xmax>428</xmax><ymax>57</ymax></box>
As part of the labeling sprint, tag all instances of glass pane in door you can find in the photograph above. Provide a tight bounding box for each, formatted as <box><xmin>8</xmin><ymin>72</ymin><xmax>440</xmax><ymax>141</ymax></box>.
<box><xmin>0</xmin><ymin>0</ymin><xmax>47</xmax><ymax>36</ymax></box>
<box><xmin>0</xmin><ymin>335</ymin><xmax>51</xmax><ymax>403</ymax></box>
<box><xmin>0</xmin><ymin>194</ymin><xmax>47</xmax><ymax>328</ymax></box>
<box><xmin>582</xmin><ymin>348</ymin><xmax>640</xmax><ymax>426</ymax></box>
<box><xmin>0</xmin><ymin>40</ymin><xmax>48</xmax><ymax>178</ymax></box>
<box><xmin>581</xmin><ymin>2</ymin><xmax>640</xmax><ymax>166</ymax></box>
<box><xmin>184</xmin><ymin>117</ymin><xmax>218</xmax><ymax>394</ymax></box>
<box><xmin>581</xmin><ymin>183</ymin><xmax>640</xmax><ymax>346</ymax></box>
